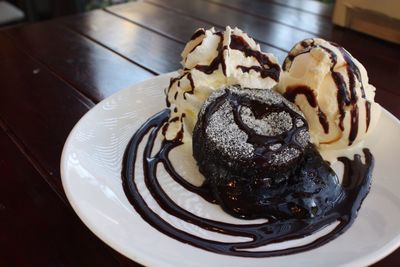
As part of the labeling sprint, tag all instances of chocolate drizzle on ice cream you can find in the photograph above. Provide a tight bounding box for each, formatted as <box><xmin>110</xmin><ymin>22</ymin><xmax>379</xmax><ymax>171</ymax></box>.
<box><xmin>278</xmin><ymin>38</ymin><xmax>380</xmax><ymax>148</ymax></box>
<box><xmin>164</xmin><ymin>26</ymin><xmax>281</xmax><ymax>141</ymax></box>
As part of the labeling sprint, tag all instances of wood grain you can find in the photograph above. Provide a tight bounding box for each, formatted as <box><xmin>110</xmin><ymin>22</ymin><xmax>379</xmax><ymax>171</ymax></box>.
<box><xmin>61</xmin><ymin>10</ymin><xmax>183</xmax><ymax>74</ymax></box>
<box><xmin>0</xmin><ymin>130</ymin><xmax>127</xmax><ymax>267</ymax></box>
<box><xmin>6</xmin><ymin>22</ymin><xmax>154</xmax><ymax>103</ymax></box>
<box><xmin>0</xmin><ymin>33</ymin><xmax>93</xmax><ymax>193</ymax></box>
<box><xmin>107</xmin><ymin>1</ymin><xmax>287</xmax><ymax>61</ymax></box>
<box><xmin>146</xmin><ymin>0</ymin><xmax>313</xmax><ymax>52</ymax></box>
<box><xmin>268</xmin><ymin>0</ymin><xmax>333</xmax><ymax>17</ymax></box>
<box><xmin>146</xmin><ymin>0</ymin><xmax>400</xmax><ymax>95</ymax></box>
<box><xmin>203</xmin><ymin>0</ymin><xmax>332</xmax><ymax>35</ymax></box>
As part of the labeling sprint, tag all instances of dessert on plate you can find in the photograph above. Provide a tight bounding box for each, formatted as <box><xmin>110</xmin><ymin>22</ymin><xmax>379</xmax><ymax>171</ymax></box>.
<box><xmin>122</xmin><ymin>26</ymin><xmax>378</xmax><ymax>257</ymax></box>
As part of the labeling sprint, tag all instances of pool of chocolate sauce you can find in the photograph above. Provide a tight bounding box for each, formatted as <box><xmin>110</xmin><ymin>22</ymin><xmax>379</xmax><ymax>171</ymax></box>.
<box><xmin>121</xmin><ymin>109</ymin><xmax>374</xmax><ymax>257</ymax></box>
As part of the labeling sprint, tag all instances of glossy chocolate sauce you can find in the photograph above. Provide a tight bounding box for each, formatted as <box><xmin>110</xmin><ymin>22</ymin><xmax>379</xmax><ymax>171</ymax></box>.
<box><xmin>122</xmin><ymin>109</ymin><xmax>374</xmax><ymax>257</ymax></box>
<box><xmin>283</xmin><ymin>85</ymin><xmax>330</xmax><ymax>134</ymax></box>
<box><xmin>192</xmin><ymin>33</ymin><xmax>280</xmax><ymax>81</ymax></box>
<box><xmin>195</xmin><ymin>32</ymin><xmax>227</xmax><ymax>75</ymax></box>
<box><xmin>230</xmin><ymin>35</ymin><xmax>280</xmax><ymax>81</ymax></box>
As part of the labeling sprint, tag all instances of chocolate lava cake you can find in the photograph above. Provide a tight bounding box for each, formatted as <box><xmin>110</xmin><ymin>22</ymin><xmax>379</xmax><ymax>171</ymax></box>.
<box><xmin>192</xmin><ymin>86</ymin><xmax>342</xmax><ymax>220</ymax></box>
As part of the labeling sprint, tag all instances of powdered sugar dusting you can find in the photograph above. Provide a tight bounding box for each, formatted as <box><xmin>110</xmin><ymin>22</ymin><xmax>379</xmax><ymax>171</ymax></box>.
<box><xmin>240</xmin><ymin>107</ymin><xmax>293</xmax><ymax>136</ymax></box>
<box><xmin>206</xmin><ymin>102</ymin><xmax>254</xmax><ymax>159</ymax></box>
<box><xmin>198</xmin><ymin>86</ymin><xmax>310</xmax><ymax>166</ymax></box>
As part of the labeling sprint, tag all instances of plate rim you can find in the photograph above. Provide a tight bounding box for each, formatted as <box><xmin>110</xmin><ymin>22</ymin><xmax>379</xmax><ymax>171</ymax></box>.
<box><xmin>60</xmin><ymin>72</ymin><xmax>400</xmax><ymax>267</ymax></box>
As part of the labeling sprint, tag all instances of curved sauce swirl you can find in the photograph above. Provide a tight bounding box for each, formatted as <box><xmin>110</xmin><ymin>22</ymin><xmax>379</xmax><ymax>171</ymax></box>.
<box><xmin>122</xmin><ymin>109</ymin><xmax>374</xmax><ymax>257</ymax></box>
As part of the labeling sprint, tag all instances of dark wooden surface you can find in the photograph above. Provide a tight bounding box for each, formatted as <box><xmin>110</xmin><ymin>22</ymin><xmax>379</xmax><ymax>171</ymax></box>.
<box><xmin>0</xmin><ymin>0</ymin><xmax>399</xmax><ymax>266</ymax></box>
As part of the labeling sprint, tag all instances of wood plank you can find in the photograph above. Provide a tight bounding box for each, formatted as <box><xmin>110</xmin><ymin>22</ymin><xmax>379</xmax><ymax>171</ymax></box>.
<box><xmin>5</xmin><ymin>21</ymin><xmax>154</xmax><ymax>103</ymax></box>
<box><xmin>146</xmin><ymin>0</ymin><xmax>314</xmax><ymax>53</ymax></box>
<box><xmin>60</xmin><ymin>9</ymin><xmax>183</xmax><ymax>74</ymax></box>
<box><xmin>106</xmin><ymin>1</ymin><xmax>287</xmax><ymax>61</ymax></box>
<box><xmin>0</xmin><ymin>130</ymin><xmax>133</xmax><ymax>267</ymax></box>
<box><xmin>0</xmin><ymin>32</ymin><xmax>93</xmax><ymax>193</ymax></box>
<box><xmin>146</xmin><ymin>0</ymin><xmax>400</xmax><ymax>96</ymax></box>
<box><xmin>203</xmin><ymin>0</ymin><xmax>333</xmax><ymax>35</ymax></box>
<box><xmin>268</xmin><ymin>0</ymin><xmax>333</xmax><ymax>18</ymax></box>
<box><xmin>106</xmin><ymin>1</ymin><xmax>208</xmax><ymax>44</ymax></box>
<box><xmin>374</xmin><ymin>248</ymin><xmax>400</xmax><ymax>267</ymax></box>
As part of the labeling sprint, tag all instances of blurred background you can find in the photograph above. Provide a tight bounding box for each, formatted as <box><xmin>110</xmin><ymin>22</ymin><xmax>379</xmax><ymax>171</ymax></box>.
<box><xmin>0</xmin><ymin>0</ymin><xmax>398</xmax><ymax>44</ymax></box>
<box><xmin>0</xmin><ymin>0</ymin><xmax>137</xmax><ymax>26</ymax></box>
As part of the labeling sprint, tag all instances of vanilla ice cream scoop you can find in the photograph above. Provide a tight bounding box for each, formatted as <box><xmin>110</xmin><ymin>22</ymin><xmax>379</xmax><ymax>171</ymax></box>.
<box><xmin>276</xmin><ymin>38</ymin><xmax>381</xmax><ymax>149</ymax></box>
<box><xmin>164</xmin><ymin>26</ymin><xmax>280</xmax><ymax>141</ymax></box>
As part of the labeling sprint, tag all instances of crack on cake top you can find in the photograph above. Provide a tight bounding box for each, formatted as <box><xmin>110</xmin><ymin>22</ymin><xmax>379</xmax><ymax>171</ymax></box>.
<box><xmin>240</xmin><ymin>107</ymin><xmax>293</xmax><ymax>136</ymax></box>
<box><xmin>198</xmin><ymin>85</ymin><xmax>310</xmax><ymax>166</ymax></box>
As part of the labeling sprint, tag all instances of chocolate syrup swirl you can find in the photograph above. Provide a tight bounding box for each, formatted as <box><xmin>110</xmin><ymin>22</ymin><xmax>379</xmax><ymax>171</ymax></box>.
<box><xmin>122</xmin><ymin>109</ymin><xmax>374</xmax><ymax>257</ymax></box>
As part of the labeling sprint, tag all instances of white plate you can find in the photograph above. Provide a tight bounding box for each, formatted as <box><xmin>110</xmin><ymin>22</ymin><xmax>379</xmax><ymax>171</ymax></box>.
<box><xmin>61</xmin><ymin>73</ymin><xmax>400</xmax><ymax>267</ymax></box>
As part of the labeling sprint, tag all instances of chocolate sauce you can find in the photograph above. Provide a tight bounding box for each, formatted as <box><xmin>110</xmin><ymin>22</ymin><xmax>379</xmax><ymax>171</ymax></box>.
<box><xmin>284</xmin><ymin>86</ymin><xmax>317</xmax><ymax>107</ymax></box>
<box><xmin>193</xmin><ymin>33</ymin><xmax>280</xmax><ymax>81</ymax></box>
<box><xmin>193</xmin><ymin>88</ymin><xmax>335</xmax><ymax>220</ymax></box>
<box><xmin>230</xmin><ymin>35</ymin><xmax>280</xmax><ymax>81</ymax></box>
<box><xmin>182</xmin><ymin>73</ymin><xmax>196</xmax><ymax>98</ymax></box>
<box><xmin>187</xmin><ymin>73</ymin><xmax>195</xmax><ymax>92</ymax></box>
<box><xmin>122</xmin><ymin>109</ymin><xmax>374</xmax><ymax>257</ymax></box>
<box><xmin>349</xmin><ymin>106</ymin><xmax>359</xmax><ymax>145</ymax></box>
<box><xmin>187</xmin><ymin>30</ymin><xmax>206</xmax><ymax>57</ymax></box>
<box><xmin>283</xmin><ymin>40</ymin><xmax>372</xmax><ymax>143</ymax></box>
<box><xmin>283</xmin><ymin>86</ymin><xmax>329</xmax><ymax>134</ymax></box>
<box><xmin>237</xmin><ymin>65</ymin><xmax>279</xmax><ymax>80</ymax></box>
<box><xmin>195</xmin><ymin>32</ymin><xmax>227</xmax><ymax>75</ymax></box>
<box><xmin>335</xmin><ymin>45</ymin><xmax>365</xmax><ymax>98</ymax></box>
<box><xmin>318</xmin><ymin>107</ymin><xmax>330</xmax><ymax>134</ymax></box>
<box><xmin>190</xmin><ymin>29</ymin><xmax>205</xmax><ymax>41</ymax></box>
<box><xmin>189</xmin><ymin>41</ymin><xmax>203</xmax><ymax>54</ymax></box>
<box><xmin>365</xmin><ymin>101</ymin><xmax>371</xmax><ymax>132</ymax></box>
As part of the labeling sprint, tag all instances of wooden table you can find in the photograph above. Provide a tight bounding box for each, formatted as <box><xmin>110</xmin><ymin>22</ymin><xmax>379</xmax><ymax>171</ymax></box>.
<box><xmin>1</xmin><ymin>0</ymin><xmax>399</xmax><ymax>266</ymax></box>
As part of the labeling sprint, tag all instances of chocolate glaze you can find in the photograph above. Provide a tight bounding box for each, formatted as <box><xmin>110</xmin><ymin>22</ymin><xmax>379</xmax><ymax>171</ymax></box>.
<box><xmin>195</xmin><ymin>88</ymin><xmax>308</xmax><ymax>175</ymax></box>
<box><xmin>193</xmin><ymin>33</ymin><xmax>280</xmax><ymax>81</ymax></box>
<box><xmin>187</xmin><ymin>29</ymin><xmax>205</xmax><ymax>56</ymax></box>
<box><xmin>318</xmin><ymin>107</ymin><xmax>330</xmax><ymax>134</ymax></box>
<box><xmin>193</xmin><ymin>89</ymin><xmax>338</xmax><ymax>220</ymax></box>
<box><xmin>349</xmin><ymin>106</ymin><xmax>359</xmax><ymax>146</ymax></box>
<box><xmin>230</xmin><ymin>35</ymin><xmax>280</xmax><ymax>81</ymax></box>
<box><xmin>283</xmin><ymin>86</ymin><xmax>329</xmax><ymax>134</ymax></box>
<box><xmin>195</xmin><ymin>32</ymin><xmax>227</xmax><ymax>75</ymax></box>
<box><xmin>122</xmin><ymin>109</ymin><xmax>374</xmax><ymax>257</ymax></box>
<box><xmin>284</xmin><ymin>86</ymin><xmax>317</xmax><ymax>108</ymax></box>
<box><xmin>189</xmin><ymin>41</ymin><xmax>203</xmax><ymax>54</ymax></box>
<box><xmin>190</xmin><ymin>29</ymin><xmax>206</xmax><ymax>41</ymax></box>
<box><xmin>365</xmin><ymin>101</ymin><xmax>371</xmax><ymax>132</ymax></box>
<box><xmin>187</xmin><ymin>73</ymin><xmax>195</xmax><ymax>93</ymax></box>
